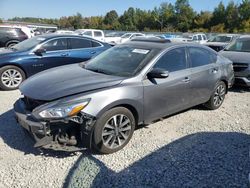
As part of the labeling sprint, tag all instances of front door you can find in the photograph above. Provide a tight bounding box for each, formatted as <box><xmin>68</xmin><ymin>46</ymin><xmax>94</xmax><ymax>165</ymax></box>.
<box><xmin>143</xmin><ymin>47</ymin><xmax>192</xmax><ymax>123</ymax></box>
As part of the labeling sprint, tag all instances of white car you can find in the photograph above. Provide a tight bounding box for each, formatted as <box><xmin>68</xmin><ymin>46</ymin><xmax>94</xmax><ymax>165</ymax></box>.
<box><xmin>104</xmin><ymin>32</ymin><xmax>125</xmax><ymax>45</ymax></box>
<box><xmin>118</xmin><ymin>33</ymin><xmax>145</xmax><ymax>44</ymax></box>
<box><xmin>75</xmin><ymin>29</ymin><xmax>105</xmax><ymax>41</ymax></box>
<box><xmin>181</xmin><ymin>33</ymin><xmax>208</xmax><ymax>44</ymax></box>
<box><xmin>55</xmin><ymin>30</ymin><xmax>75</xmax><ymax>34</ymax></box>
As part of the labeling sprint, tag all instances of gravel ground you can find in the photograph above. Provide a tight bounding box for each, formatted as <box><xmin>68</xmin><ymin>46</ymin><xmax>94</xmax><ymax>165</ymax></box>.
<box><xmin>0</xmin><ymin>87</ymin><xmax>249</xmax><ymax>188</ymax></box>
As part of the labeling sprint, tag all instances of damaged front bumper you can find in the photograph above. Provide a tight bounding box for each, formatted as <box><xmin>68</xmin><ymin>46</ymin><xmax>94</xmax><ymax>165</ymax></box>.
<box><xmin>14</xmin><ymin>99</ymin><xmax>96</xmax><ymax>152</ymax></box>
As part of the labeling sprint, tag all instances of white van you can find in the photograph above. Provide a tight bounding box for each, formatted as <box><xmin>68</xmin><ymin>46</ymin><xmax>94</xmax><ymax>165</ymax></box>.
<box><xmin>75</xmin><ymin>29</ymin><xmax>105</xmax><ymax>41</ymax></box>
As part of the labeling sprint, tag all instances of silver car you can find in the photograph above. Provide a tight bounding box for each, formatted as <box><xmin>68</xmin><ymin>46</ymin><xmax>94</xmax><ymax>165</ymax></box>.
<box><xmin>14</xmin><ymin>38</ymin><xmax>234</xmax><ymax>154</ymax></box>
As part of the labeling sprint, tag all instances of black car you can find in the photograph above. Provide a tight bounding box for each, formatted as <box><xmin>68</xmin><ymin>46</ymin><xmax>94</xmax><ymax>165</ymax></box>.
<box><xmin>14</xmin><ymin>38</ymin><xmax>234</xmax><ymax>154</ymax></box>
<box><xmin>0</xmin><ymin>27</ymin><xmax>28</xmax><ymax>47</ymax></box>
<box><xmin>220</xmin><ymin>35</ymin><xmax>250</xmax><ymax>87</ymax></box>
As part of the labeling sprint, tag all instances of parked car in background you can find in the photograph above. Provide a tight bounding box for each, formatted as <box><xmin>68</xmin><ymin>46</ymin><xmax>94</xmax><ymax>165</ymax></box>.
<box><xmin>0</xmin><ymin>34</ymin><xmax>110</xmax><ymax>90</ymax></box>
<box><xmin>220</xmin><ymin>35</ymin><xmax>250</xmax><ymax>87</ymax></box>
<box><xmin>205</xmin><ymin>34</ymin><xmax>238</xmax><ymax>52</ymax></box>
<box><xmin>104</xmin><ymin>32</ymin><xmax>126</xmax><ymax>45</ymax></box>
<box><xmin>179</xmin><ymin>33</ymin><xmax>208</xmax><ymax>44</ymax></box>
<box><xmin>55</xmin><ymin>30</ymin><xmax>75</xmax><ymax>34</ymax></box>
<box><xmin>118</xmin><ymin>33</ymin><xmax>145</xmax><ymax>44</ymax></box>
<box><xmin>75</xmin><ymin>29</ymin><xmax>105</xmax><ymax>41</ymax></box>
<box><xmin>14</xmin><ymin>38</ymin><xmax>234</xmax><ymax>154</ymax></box>
<box><xmin>0</xmin><ymin>27</ymin><xmax>28</xmax><ymax>48</ymax></box>
<box><xmin>0</xmin><ymin>25</ymin><xmax>34</xmax><ymax>38</ymax></box>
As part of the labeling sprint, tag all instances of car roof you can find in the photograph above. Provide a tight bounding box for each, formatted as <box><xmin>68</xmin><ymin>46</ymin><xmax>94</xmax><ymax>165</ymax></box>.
<box><xmin>124</xmin><ymin>38</ymin><xmax>204</xmax><ymax>50</ymax></box>
<box><xmin>34</xmin><ymin>33</ymin><xmax>93</xmax><ymax>40</ymax></box>
<box><xmin>239</xmin><ymin>35</ymin><xmax>250</xmax><ymax>39</ymax></box>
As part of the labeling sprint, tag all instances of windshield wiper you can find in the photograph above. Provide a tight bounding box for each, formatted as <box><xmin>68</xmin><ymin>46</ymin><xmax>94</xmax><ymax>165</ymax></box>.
<box><xmin>87</xmin><ymin>68</ymin><xmax>111</xmax><ymax>75</ymax></box>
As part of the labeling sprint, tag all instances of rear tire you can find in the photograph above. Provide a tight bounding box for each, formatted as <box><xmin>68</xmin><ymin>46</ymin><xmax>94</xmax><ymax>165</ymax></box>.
<box><xmin>92</xmin><ymin>107</ymin><xmax>135</xmax><ymax>154</ymax></box>
<box><xmin>205</xmin><ymin>81</ymin><xmax>226</xmax><ymax>110</ymax></box>
<box><xmin>0</xmin><ymin>66</ymin><xmax>26</xmax><ymax>90</ymax></box>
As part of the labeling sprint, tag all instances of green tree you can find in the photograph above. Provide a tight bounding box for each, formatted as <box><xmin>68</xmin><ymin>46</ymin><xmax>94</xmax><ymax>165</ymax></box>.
<box><xmin>0</xmin><ymin>18</ymin><xmax>2</xmax><ymax>23</ymax></box>
<box><xmin>225</xmin><ymin>1</ymin><xmax>239</xmax><ymax>32</ymax></box>
<box><xmin>193</xmin><ymin>11</ymin><xmax>212</xmax><ymax>31</ymax></box>
<box><xmin>239</xmin><ymin>0</ymin><xmax>250</xmax><ymax>21</ymax></box>
<box><xmin>174</xmin><ymin>0</ymin><xmax>196</xmax><ymax>32</ymax></box>
<box><xmin>210</xmin><ymin>2</ymin><xmax>226</xmax><ymax>27</ymax></box>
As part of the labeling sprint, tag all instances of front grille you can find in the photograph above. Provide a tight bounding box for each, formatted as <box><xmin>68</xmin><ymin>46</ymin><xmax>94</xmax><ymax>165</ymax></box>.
<box><xmin>22</xmin><ymin>96</ymin><xmax>46</xmax><ymax>111</ymax></box>
<box><xmin>233</xmin><ymin>62</ymin><xmax>248</xmax><ymax>72</ymax></box>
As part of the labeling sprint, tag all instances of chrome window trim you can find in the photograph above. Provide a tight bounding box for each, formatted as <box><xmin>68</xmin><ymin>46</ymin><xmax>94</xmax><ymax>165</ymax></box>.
<box><xmin>29</xmin><ymin>36</ymin><xmax>104</xmax><ymax>54</ymax></box>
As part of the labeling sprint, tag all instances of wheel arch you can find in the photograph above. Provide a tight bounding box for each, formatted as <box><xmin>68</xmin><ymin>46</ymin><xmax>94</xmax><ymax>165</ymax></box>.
<box><xmin>0</xmin><ymin>63</ymin><xmax>27</xmax><ymax>79</ymax></box>
<box><xmin>95</xmin><ymin>100</ymin><xmax>143</xmax><ymax>126</ymax></box>
<box><xmin>220</xmin><ymin>78</ymin><xmax>228</xmax><ymax>93</ymax></box>
<box><xmin>5</xmin><ymin>40</ymin><xmax>20</xmax><ymax>47</ymax></box>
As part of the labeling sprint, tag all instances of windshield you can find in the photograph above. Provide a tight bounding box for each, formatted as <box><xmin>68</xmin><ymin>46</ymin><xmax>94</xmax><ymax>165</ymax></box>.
<box><xmin>121</xmin><ymin>34</ymin><xmax>132</xmax><ymax>39</ymax></box>
<box><xmin>12</xmin><ymin>36</ymin><xmax>46</xmax><ymax>51</ymax></box>
<box><xmin>224</xmin><ymin>38</ymin><xmax>250</xmax><ymax>52</ymax></box>
<box><xmin>208</xmin><ymin>36</ymin><xmax>232</xmax><ymax>43</ymax></box>
<box><xmin>85</xmin><ymin>46</ymin><xmax>159</xmax><ymax>77</ymax></box>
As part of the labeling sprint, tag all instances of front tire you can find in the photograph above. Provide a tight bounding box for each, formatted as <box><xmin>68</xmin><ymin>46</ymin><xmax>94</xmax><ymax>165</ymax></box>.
<box><xmin>93</xmin><ymin>107</ymin><xmax>135</xmax><ymax>154</ymax></box>
<box><xmin>205</xmin><ymin>81</ymin><xmax>226</xmax><ymax>110</ymax></box>
<box><xmin>0</xmin><ymin>66</ymin><xmax>26</xmax><ymax>90</ymax></box>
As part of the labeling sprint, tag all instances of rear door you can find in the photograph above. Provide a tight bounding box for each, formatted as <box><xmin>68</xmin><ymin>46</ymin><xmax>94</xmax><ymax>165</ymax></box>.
<box><xmin>187</xmin><ymin>46</ymin><xmax>221</xmax><ymax>105</ymax></box>
<box><xmin>67</xmin><ymin>37</ymin><xmax>104</xmax><ymax>63</ymax></box>
<box><xmin>143</xmin><ymin>47</ymin><xmax>192</xmax><ymax>122</ymax></box>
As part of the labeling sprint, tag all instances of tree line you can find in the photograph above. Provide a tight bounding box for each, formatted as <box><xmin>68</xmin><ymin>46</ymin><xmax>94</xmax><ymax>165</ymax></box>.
<box><xmin>5</xmin><ymin>0</ymin><xmax>250</xmax><ymax>33</ymax></box>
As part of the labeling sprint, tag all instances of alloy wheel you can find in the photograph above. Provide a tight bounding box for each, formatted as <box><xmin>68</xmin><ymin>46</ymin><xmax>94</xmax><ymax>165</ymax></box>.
<box><xmin>102</xmin><ymin>114</ymin><xmax>132</xmax><ymax>149</ymax></box>
<box><xmin>213</xmin><ymin>84</ymin><xmax>226</xmax><ymax>107</ymax></box>
<box><xmin>1</xmin><ymin>69</ymin><xmax>23</xmax><ymax>88</ymax></box>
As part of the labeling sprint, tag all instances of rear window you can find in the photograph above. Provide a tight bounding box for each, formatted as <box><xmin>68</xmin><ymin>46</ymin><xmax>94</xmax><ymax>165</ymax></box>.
<box><xmin>69</xmin><ymin>38</ymin><xmax>92</xmax><ymax>49</ymax></box>
<box><xmin>189</xmin><ymin>47</ymin><xmax>217</xmax><ymax>67</ymax></box>
<box><xmin>94</xmin><ymin>31</ymin><xmax>102</xmax><ymax>37</ymax></box>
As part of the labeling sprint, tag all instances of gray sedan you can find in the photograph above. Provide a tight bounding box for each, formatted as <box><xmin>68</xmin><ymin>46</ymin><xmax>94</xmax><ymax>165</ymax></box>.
<box><xmin>14</xmin><ymin>38</ymin><xmax>234</xmax><ymax>154</ymax></box>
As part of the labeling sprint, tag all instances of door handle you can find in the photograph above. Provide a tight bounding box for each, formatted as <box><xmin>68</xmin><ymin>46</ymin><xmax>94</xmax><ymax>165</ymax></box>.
<box><xmin>61</xmin><ymin>53</ymin><xmax>69</xmax><ymax>57</ymax></box>
<box><xmin>212</xmin><ymin>67</ymin><xmax>219</xmax><ymax>73</ymax></box>
<box><xmin>182</xmin><ymin>77</ymin><xmax>190</xmax><ymax>83</ymax></box>
<box><xmin>90</xmin><ymin>51</ymin><xmax>96</xmax><ymax>54</ymax></box>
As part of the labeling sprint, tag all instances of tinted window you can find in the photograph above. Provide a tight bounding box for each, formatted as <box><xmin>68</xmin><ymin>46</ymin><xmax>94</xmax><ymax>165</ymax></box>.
<box><xmin>193</xmin><ymin>36</ymin><xmax>198</xmax><ymax>41</ymax></box>
<box><xmin>92</xmin><ymin>41</ymin><xmax>101</xmax><ymax>47</ymax></box>
<box><xmin>154</xmin><ymin>48</ymin><xmax>187</xmax><ymax>72</ymax></box>
<box><xmin>42</xmin><ymin>38</ymin><xmax>67</xmax><ymax>51</ymax></box>
<box><xmin>225</xmin><ymin>38</ymin><xmax>250</xmax><ymax>52</ymax></box>
<box><xmin>69</xmin><ymin>38</ymin><xmax>92</xmax><ymax>49</ymax></box>
<box><xmin>94</xmin><ymin>31</ymin><xmax>102</xmax><ymax>37</ymax></box>
<box><xmin>198</xmin><ymin>35</ymin><xmax>202</xmax><ymax>40</ymax></box>
<box><xmin>202</xmin><ymin>35</ymin><xmax>207</xmax><ymax>40</ymax></box>
<box><xmin>189</xmin><ymin>47</ymin><xmax>216</xmax><ymax>67</ymax></box>
<box><xmin>83</xmin><ymin>31</ymin><xmax>92</xmax><ymax>36</ymax></box>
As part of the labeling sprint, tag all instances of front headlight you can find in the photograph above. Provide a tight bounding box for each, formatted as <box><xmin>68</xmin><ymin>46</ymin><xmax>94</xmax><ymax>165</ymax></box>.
<box><xmin>39</xmin><ymin>101</ymin><xmax>89</xmax><ymax>119</ymax></box>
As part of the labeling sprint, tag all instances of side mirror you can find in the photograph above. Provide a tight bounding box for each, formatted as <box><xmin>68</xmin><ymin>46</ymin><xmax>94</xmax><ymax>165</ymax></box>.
<box><xmin>34</xmin><ymin>48</ymin><xmax>46</xmax><ymax>56</ymax></box>
<box><xmin>147</xmin><ymin>68</ymin><xmax>169</xmax><ymax>79</ymax></box>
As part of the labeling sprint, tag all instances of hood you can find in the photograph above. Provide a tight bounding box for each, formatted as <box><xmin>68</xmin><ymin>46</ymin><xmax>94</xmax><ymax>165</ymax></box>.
<box><xmin>219</xmin><ymin>50</ymin><xmax>250</xmax><ymax>64</ymax></box>
<box><xmin>0</xmin><ymin>47</ymin><xmax>24</xmax><ymax>58</ymax></box>
<box><xmin>20</xmin><ymin>64</ymin><xmax>124</xmax><ymax>101</ymax></box>
<box><xmin>205</xmin><ymin>42</ymin><xmax>228</xmax><ymax>47</ymax></box>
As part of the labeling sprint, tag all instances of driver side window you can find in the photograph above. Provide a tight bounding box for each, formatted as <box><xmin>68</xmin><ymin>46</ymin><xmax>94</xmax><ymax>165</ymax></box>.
<box><xmin>153</xmin><ymin>47</ymin><xmax>187</xmax><ymax>72</ymax></box>
<box><xmin>42</xmin><ymin>38</ymin><xmax>67</xmax><ymax>52</ymax></box>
